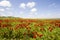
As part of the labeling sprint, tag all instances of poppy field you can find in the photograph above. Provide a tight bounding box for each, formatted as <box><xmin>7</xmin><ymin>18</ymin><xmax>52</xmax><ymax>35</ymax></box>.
<box><xmin>0</xmin><ymin>17</ymin><xmax>60</xmax><ymax>40</ymax></box>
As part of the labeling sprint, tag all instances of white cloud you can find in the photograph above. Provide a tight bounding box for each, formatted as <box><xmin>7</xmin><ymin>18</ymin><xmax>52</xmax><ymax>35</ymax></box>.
<box><xmin>19</xmin><ymin>3</ymin><xmax>26</xmax><ymax>9</ymax></box>
<box><xmin>30</xmin><ymin>8</ymin><xmax>37</xmax><ymax>13</ymax></box>
<box><xmin>27</xmin><ymin>2</ymin><xmax>35</xmax><ymax>8</ymax></box>
<box><xmin>19</xmin><ymin>2</ymin><xmax>38</xmax><ymax>18</ymax></box>
<box><xmin>19</xmin><ymin>2</ymin><xmax>36</xmax><ymax>9</ymax></box>
<box><xmin>28</xmin><ymin>8</ymin><xmax>37</xmax><ymax>17</ymax></box>
<box><xmin>0</xmin><ymin>0</ymin><xmax>11</xmax><ymax>7</ymax></box>
<box><xmin>0</xmin><ymin>8</ymin><xmax>5</xmax><ymax>12</ymax></box>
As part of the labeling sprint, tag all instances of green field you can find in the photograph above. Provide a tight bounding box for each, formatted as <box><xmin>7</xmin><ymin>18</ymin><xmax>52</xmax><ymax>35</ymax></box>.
<box><xmin>0</xmin><ymin>17</ymin><xmax>60</xmax><ymax>40</ymax></box>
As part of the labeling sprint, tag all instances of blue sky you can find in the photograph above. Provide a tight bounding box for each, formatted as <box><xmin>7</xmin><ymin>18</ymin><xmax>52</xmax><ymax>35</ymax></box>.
<box><xmin>0</xmin><ymin>0</ymin><xmax>60</xmax><ymax>18</ymax></box>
